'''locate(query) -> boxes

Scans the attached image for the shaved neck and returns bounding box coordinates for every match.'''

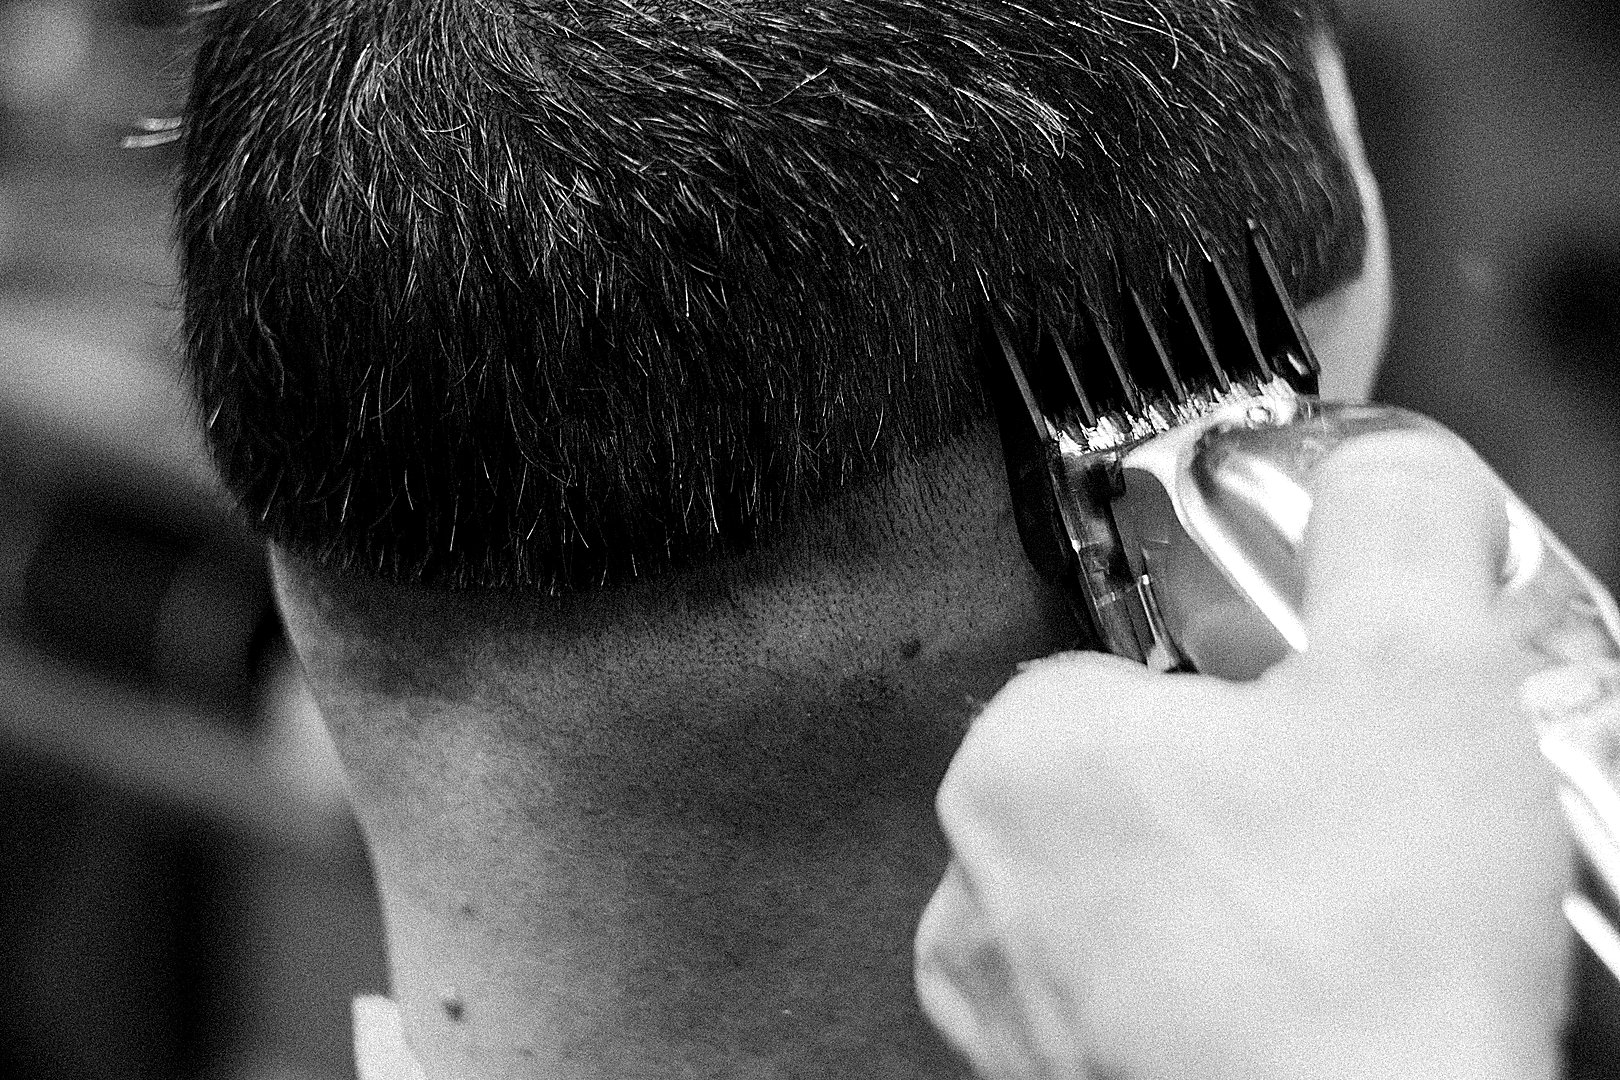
[272,429,1075,1079]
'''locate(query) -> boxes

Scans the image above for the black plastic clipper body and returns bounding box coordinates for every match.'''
[978,227,1321,667]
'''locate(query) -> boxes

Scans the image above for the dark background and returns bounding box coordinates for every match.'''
[0,0,1616,1077]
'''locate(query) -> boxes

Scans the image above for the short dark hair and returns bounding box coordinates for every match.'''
[177,0,1364,591]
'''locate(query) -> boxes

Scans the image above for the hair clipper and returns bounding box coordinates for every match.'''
[979,225,1620,977]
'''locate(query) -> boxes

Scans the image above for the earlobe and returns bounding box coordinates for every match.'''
[1299,34,1393,404]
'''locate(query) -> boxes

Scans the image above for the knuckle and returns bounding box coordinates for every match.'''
[1317,427,1480,484]
[990,651,1144,722]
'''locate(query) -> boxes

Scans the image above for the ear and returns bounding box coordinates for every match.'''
[1298,33,1393,404]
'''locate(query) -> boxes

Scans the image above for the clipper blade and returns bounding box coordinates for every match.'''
[980,228,1620,996]
[977,224,1321,658]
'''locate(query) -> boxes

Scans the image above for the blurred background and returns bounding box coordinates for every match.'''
[0,0,1617,1078]
[0,3,385,1079]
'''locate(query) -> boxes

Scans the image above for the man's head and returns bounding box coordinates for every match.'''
[179,0,1372,592]
[176,2,1390,1076]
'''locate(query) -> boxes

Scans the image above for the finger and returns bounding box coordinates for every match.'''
[937,651,1163,844]
[1301,428,1509,659]
[914,861,1037,1080]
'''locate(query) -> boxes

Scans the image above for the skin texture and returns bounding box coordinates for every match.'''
[278,434,1080,1080]
[275,38,1391,1080]
[915,433,1570,1080]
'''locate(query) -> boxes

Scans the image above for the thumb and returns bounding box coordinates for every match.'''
[1300,428,1509,660]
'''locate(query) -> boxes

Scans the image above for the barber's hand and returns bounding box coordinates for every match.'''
[915,432,1571,1080]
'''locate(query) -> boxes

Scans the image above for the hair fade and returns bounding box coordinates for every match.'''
[178,0,1364,591]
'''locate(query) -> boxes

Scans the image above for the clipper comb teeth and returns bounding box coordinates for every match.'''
[982,225,1319,463]
[976,224,1322,659]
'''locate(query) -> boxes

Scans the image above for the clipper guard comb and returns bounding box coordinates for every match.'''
[979,224,1620,978]
[977,227,1330,669]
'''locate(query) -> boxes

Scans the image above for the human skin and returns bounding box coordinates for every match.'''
[915,432,1570,1080]
[271,36,1393,1080]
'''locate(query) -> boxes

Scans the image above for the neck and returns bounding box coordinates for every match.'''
[366,755,967,1078]
[274,433,1075,1078]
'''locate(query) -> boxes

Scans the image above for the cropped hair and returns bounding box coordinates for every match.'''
[178,0,1364,591]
